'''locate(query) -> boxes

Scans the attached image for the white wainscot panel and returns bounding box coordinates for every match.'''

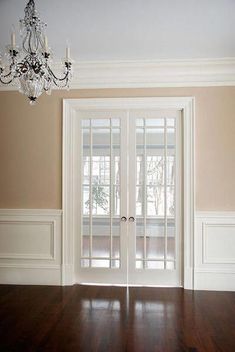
[195,212,235,291]
[0,209,62,285]
[0,221,55,260]
[203,223,235,264]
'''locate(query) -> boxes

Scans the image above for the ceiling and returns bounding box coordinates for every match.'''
[0,0,234,62]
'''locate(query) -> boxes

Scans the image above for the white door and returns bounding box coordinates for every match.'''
[128,111,182,286]
[76,109,182,286]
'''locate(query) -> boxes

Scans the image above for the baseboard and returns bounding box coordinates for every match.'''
[0,209,62,285]
[194,211,235,291]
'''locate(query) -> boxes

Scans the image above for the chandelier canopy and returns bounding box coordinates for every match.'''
[0,0,72,105]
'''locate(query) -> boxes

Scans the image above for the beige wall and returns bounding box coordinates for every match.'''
[0,87,235,210]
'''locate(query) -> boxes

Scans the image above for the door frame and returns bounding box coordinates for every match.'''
[62,97,195,289]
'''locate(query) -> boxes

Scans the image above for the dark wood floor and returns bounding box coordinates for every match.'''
[0,285,234,352]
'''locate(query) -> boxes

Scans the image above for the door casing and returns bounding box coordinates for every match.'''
[62,97,195,289]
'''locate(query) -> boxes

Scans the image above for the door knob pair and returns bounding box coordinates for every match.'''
[121,216,135,222]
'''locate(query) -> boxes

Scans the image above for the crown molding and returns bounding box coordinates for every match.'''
[1,57,235,91]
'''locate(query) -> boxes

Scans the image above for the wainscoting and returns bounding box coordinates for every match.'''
[0,209,62,285]
[0,209,235,290]
[195,212,235,291]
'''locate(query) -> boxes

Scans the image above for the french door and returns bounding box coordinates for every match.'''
[76,109,182,286]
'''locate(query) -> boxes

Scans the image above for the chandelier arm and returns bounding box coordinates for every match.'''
[0,70,13,79]
[38,35,45,52]
[33,28,40,53]
[0,76,15,85]
[52,78,69,88]
[28,30,33,54]
[47,66,71,82]
[22,32,29,53]
[0,59,17,79]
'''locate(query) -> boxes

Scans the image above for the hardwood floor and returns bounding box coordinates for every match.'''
[0,285,234,352]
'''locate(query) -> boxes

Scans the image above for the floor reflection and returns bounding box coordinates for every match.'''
[1,285,233,352]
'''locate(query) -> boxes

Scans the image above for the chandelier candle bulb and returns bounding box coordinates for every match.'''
[66,46,70,61]
[44,35,48,52]
[11,32,16,48]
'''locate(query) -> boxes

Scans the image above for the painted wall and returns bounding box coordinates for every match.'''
[0,87,235,210]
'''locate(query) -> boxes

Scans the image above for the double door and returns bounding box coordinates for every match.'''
[76,109,182,286]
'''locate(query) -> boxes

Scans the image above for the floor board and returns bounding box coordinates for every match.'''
[0,285,234,351]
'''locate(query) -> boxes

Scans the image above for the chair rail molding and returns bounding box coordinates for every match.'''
[63,97,195,288]
[1,58,235,90]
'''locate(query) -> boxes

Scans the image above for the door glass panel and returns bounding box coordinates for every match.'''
[82,217,89,257]
[136,218,144,259]
[135,117,176,270]
[146,219,165,259]
[92,217,110,257]
[81,118,121,268]
[112,219,120,259]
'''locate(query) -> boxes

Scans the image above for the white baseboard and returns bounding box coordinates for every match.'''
[194,211,235,291]
[0,209,62,285]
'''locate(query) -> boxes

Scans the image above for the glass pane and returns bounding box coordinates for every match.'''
[146,261,164,269]
[136,260,143,269]
[93,129,110,156]
[82,217,89,257]
[147,185,164,216]
[112,218,120,258]
[113,185,120,215]
[82,129,90,157]
[167,118,175,127]
[111,260,120,268]
[83,156,90,184]
[136,155,144,185]
[147,156,164,186]
[136,218,144,259]
[112,119,120,127]
[136,118,144,126]
[92,156,110,185]
[136,186,143,216]
[114,156,120,185]
[92,185,110,215]
[167,128,175,147]
[91,259,109,268]
[146,128,164,149]
[167,156,175,186]
[82,119,90,127]
[146,219,164,259]
[167,219,175,260]
[146,118,164,127]
[83,186,90,215]
[81,259,89,268]
[91,119,110,127]
[92,217,110,258]
[166,261,175,269]
[136,128,144,153]
[167,186,174,216]
[113,128,120,147]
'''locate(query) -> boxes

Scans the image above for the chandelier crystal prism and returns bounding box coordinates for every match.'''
[0,0,72,105]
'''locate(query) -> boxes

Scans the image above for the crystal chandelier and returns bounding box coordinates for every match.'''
[0,0,72,105]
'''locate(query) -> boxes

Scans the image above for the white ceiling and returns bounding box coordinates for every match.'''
[0,0,234,62]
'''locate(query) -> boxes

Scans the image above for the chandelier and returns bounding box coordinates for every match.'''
[0,0,72,105]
